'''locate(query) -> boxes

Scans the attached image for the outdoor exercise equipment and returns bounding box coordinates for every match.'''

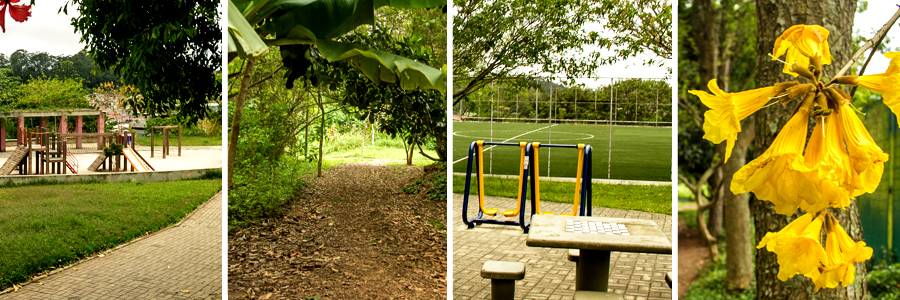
[461,140,593,232]
[530,143,593,216]
[150,126,181,158]
[462,141,532,231]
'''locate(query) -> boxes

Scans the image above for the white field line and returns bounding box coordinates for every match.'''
[452,124,557,165]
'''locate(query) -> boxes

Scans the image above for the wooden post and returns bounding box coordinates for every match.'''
[177,126,181,156]
[0,121,5,152]
[17,116,24,145]
[76,116,83,149]
[151,127,155,158]
[163,128,167,159]
[40,117,46,129]
[97,113,105,150]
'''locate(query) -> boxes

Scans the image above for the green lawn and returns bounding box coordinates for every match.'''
[0,180,221,289]
[135,135,222,147]
[453,175,672,214]
[452,122,671,181]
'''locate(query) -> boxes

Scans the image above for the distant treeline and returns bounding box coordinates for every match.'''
[0,49,119,89]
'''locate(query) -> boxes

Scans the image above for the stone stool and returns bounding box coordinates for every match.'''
[574,291,625,300]
[481,260,525,300]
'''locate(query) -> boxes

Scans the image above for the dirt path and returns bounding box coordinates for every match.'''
[677,218,711,296]
[228,163,447,300]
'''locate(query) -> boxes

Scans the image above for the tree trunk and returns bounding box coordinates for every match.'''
[317,84,325,177]
[753,1,865,298]
[724,117,755,291]
[227,57,257,186]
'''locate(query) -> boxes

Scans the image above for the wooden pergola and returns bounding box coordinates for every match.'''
[0,109,105,152]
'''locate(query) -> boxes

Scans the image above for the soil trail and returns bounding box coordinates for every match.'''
[677,218,711,296]
[229,162,447,300]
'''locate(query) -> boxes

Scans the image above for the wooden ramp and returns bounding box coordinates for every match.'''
[0,146,28,175]
[87,154,107,171]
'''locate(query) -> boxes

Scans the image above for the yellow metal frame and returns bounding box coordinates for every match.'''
[532,143,586,216]
[501,142,528,217]
[476,141,499,216]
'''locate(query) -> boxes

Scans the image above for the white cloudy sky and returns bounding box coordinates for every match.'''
[0,0,84,56]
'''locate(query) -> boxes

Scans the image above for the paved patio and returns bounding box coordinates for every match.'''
[453,194,672,300]
[0,192,223,300]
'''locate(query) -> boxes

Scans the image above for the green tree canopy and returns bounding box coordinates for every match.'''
[64,0,222,123]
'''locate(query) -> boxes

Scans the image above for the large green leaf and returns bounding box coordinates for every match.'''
[261,0,444,41]
[228,0,269,58]
[316,39,445,92]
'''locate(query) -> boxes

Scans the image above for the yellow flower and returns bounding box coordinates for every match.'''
[794,114,854,211]
[773,25,833,77]
[773,212,827,281]
[815,213,873,291]
[855,52,900,125]
[815,229,855,291]
[854,52,900,92]
[732,98,818,215]
[689,80,795,163]
[757,212,816,252]
[838,105,888,196]
[830,214,873,263]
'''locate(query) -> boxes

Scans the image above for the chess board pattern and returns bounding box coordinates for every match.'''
[565,220,630,235]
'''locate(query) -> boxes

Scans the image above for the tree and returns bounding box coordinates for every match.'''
[592,0,672,72]
[226,0,447,183]
[64,0,221,123]
[752,1,866,298]
[452,0,602,102]
[452,0,672,103]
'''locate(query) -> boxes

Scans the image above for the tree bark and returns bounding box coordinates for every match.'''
[228,57,257,186]
[317,83,325,177]
[724,117,755,291]
[753,1,865,299]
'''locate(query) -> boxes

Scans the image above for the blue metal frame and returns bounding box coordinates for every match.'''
[461,141,594,233]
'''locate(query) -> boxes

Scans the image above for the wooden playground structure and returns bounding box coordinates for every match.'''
[149,126,181,158]
[0,110,155,175]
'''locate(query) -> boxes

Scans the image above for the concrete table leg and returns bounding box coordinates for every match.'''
[576,249,611,291]
[491,279,516,300]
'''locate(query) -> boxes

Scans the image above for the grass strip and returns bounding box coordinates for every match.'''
[0,179,221,289]
[452,175,671,215]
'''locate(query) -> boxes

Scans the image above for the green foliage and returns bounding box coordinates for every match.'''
[65,0,221,123]
[426,166,447,201]
[0,76,89,112]
[453,0,604,99]
[592,0,672,72]
[868,262,900,300]
[228,0,446,92]
[103,143,124,157]
[1,50,119,88]
[401,185,419,194]
[339,28,447,161]
[682,250,756,300]
[228,156,317,230]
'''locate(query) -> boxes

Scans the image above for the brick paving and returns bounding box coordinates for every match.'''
[453,194,672,300]
[1,192,223,300]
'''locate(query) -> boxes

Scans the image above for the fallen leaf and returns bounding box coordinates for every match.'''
[259,293,273,300]
[181,290,190,293]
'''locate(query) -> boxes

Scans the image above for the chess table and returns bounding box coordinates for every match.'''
[526,214,671,292]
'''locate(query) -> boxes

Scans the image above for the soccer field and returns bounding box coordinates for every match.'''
[452,122,672,182]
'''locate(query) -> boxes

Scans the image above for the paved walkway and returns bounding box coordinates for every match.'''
[453,194,672,300]
[0,192,223,300]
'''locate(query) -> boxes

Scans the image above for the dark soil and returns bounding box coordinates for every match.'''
[677,217,711,296]
[228,162,448,300]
